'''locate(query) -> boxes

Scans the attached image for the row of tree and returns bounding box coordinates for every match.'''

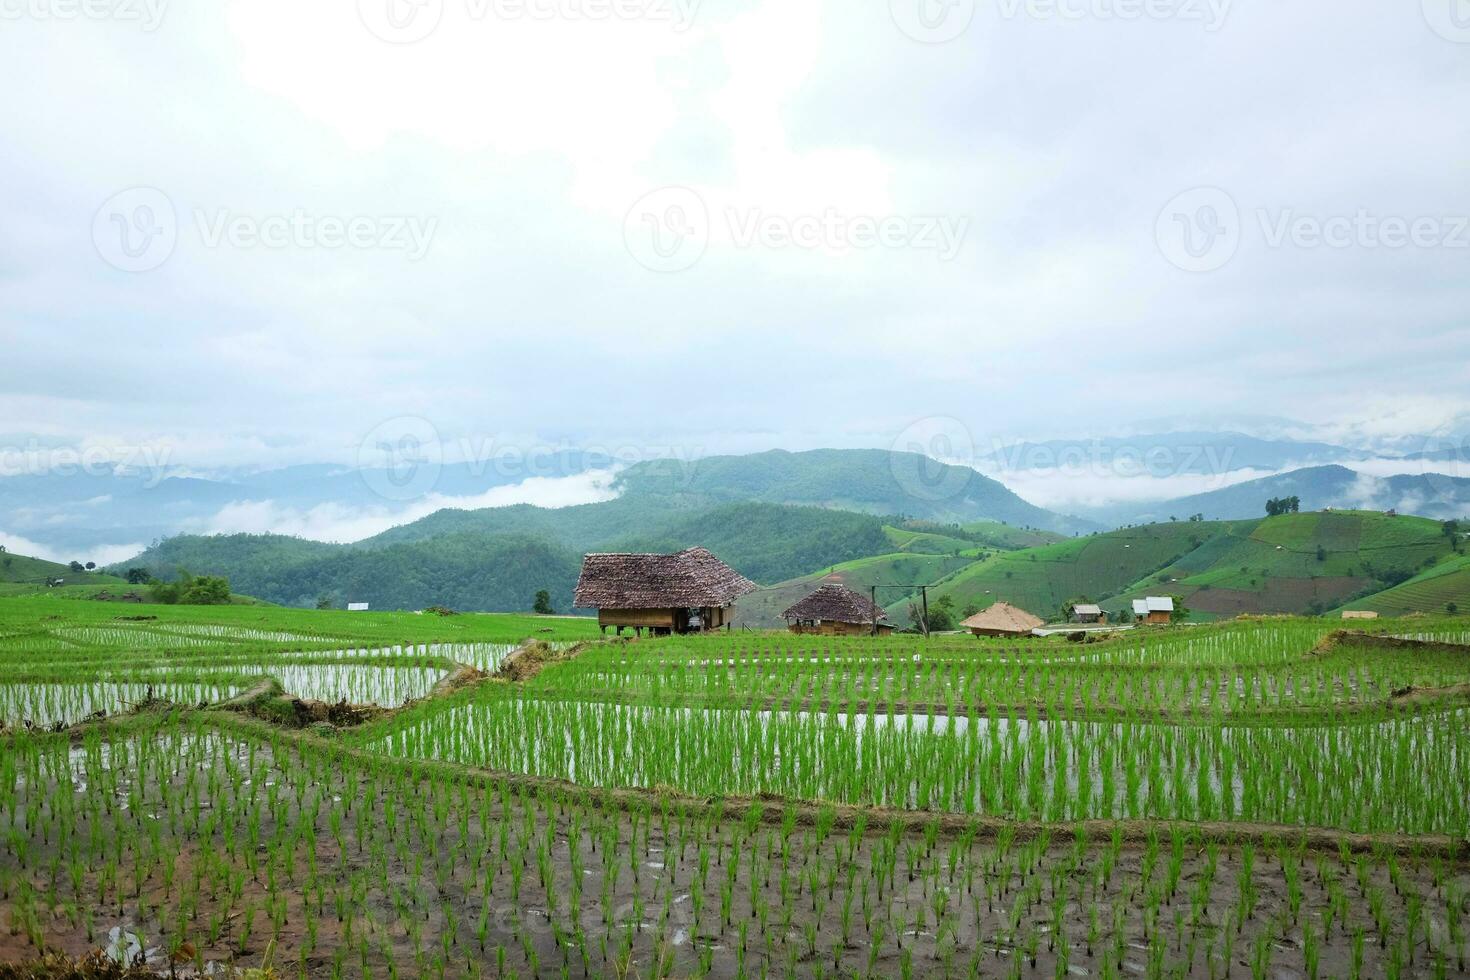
[1264,496,1302,516]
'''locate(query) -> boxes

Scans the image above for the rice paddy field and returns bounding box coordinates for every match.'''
[2,597,1469,978]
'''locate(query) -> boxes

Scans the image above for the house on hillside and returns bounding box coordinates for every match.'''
[960,601,1043,638]
[1342,610,1380,621]
[574,547,757,637]
[782,584,893,636]
[1131,596,1174,625]
[1071,603,1107,625]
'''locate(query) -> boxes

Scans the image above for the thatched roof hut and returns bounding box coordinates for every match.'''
[574,547,756,635]
[782,584,891,635]
[960,601,1043,637]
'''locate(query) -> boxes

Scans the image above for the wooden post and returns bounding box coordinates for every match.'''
[871,586,878,638]
[920,586,930,639]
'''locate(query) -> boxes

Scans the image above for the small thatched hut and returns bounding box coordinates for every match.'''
[960,601,1044,638]
[574,547,756,636]
[782,584,893,636]
[1070,603,1106,625]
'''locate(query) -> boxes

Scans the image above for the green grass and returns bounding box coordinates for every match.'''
[1341,552,1470,616]
[0,596,602,647]
[0,550,126,589]
[735,551,977,627]
[1102,513,1456,620]
[925,521,1234,622]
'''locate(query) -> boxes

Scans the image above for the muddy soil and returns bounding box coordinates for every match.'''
[2,729,1465,979]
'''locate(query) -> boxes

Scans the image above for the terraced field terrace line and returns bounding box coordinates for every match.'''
[4,599,1470,977]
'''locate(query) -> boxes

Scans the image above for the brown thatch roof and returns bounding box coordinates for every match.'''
[960,601,1043,634]
[781,584,887,625]
[573,547,757,609]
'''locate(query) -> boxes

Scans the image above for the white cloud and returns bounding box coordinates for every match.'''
[0,532,145,568]
[977,463,1282,512]
[195,469,621,543]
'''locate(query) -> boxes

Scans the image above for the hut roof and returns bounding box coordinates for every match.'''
[782,584,887,625]
[1072,603,1103,617]
[1145,596,1175,613]
[1132,599,1150,617]
[573,547,757,610]
[960,602,1044,634]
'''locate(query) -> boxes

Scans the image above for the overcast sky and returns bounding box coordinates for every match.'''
[2,0,1468,476]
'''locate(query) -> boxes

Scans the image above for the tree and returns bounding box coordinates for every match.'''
[533,590,555,615]
[315,594,334,610]
[149,571,230,605]
[84,561,96,571]
[1448,602,1458,615]
[908,594,956,633]
[1168,594,1190,623]
[1315,545,1327,562]
[1265,496,1302,517]
[68,561,84,573]
[125,568,152,585]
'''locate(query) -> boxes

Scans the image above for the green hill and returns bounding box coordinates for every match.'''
[614,448,1096,534]
[608,502,892,586]
[734,551,978,628]
[1340,553,1470,616]
[919,511,1460,623]
[1109,512,1451,619]
[920,521,1233,622]
[116,504,908,610]
[120,532,582,612]
[0,548,127,595]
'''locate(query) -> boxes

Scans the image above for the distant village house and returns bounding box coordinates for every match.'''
[1131,596,1175,625]
[782,584,893,636]
[960,601,1043,638]
[574,547,756,636]
[1070,603,1107,625]
[1341,610,1379,620]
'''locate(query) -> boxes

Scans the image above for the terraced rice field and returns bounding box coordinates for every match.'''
[1,598,1468,978]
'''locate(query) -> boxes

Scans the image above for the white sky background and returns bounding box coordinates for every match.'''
[1,0,1469,478]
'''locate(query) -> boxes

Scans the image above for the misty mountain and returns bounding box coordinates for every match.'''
[614,448,1096,534]
[0,454,603,557]
[983,431,1368,475]
[1092,465,1470,526]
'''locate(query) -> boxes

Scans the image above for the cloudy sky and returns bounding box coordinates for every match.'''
[2,0,1469,479]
